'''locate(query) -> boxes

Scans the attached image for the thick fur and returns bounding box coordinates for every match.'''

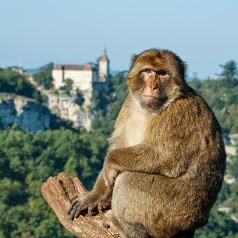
[68,49,226,238]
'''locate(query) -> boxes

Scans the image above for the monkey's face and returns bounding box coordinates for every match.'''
[127,49,187,112]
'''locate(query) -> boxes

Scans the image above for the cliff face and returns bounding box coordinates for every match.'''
[0,94,51,132]
[48,92,92,130]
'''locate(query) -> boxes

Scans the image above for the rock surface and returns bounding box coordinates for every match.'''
[0,94,51,132]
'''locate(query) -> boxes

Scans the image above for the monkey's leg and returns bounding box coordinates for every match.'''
[103,210,128,238]
[119,222,151,238]
[110,172,154,238]
[112,172,196,238]
[103,209,151,238]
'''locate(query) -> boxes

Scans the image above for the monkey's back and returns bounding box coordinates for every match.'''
[112,92,226,233]
[150,92,226,198]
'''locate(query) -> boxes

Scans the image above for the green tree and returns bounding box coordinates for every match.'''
[0,125,108,237]
[219,60,238,87]
[74,89,85,106]
[33,62,53,89]
[91,71,127,135]
[1,66,238,237]
[0,69,46,102]
[228,152,238,180]
[62,78,74,95]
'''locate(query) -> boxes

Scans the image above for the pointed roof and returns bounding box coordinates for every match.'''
[99,49,109,62]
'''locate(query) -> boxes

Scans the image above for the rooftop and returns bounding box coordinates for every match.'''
[99,49,109,62]
[53,64,92,71]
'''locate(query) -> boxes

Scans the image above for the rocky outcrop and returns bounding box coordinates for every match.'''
[16,102,51,132]
[0,94,51,132]
[48,92,92,130]
[0,99,16,129]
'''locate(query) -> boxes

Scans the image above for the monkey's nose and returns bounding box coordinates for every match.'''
[148,77,159,91]
[152,82,159,91]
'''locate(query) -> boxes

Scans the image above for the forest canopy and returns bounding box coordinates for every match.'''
[0,61,238,237]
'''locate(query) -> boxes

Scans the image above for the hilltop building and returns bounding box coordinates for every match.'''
[52,49,110,92]
[49,50,110,130]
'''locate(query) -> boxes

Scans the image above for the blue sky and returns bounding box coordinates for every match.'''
[0,0,237,79]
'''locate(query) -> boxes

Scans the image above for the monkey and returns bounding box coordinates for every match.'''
[68,49,226,238]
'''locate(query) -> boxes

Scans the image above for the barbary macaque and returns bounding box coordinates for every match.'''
[68,49,226,238]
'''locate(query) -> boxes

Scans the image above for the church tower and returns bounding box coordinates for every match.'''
[98,49,109,82]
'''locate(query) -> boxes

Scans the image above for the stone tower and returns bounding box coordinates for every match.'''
[98,49,109,82]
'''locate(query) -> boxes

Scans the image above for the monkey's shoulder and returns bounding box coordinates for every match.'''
[167,94,216,120]
[153,93,221,134]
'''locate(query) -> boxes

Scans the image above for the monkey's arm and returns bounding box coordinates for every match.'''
[68,171,112,219]
[103,143,191,188]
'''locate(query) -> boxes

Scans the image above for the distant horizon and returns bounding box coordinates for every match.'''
[0,51,232,80]
[9,66,206,81]
[1,0,237,80]
[23,67,123,77]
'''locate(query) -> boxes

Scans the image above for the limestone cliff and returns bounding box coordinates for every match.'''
[48,92,92,130]
[0,93,51,132]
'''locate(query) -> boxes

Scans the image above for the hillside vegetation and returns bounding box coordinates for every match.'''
[0,61,238,237]
[0,68,46,103]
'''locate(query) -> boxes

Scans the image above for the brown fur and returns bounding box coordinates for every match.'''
[68,49,226,238]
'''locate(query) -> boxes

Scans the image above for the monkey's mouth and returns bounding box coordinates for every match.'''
[142,95,159,99]
[142,95,160,104]
[143,94,169,102]
[141,94,168,110]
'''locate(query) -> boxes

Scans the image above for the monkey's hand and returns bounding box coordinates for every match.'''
[67,191,111,220]
[103,155,119,188]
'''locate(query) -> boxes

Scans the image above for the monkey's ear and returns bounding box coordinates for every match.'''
[129,54,139,73]
[131,54,138,65]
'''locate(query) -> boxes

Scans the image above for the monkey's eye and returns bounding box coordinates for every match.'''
[157,70,167,76]
[143,68,152,73]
